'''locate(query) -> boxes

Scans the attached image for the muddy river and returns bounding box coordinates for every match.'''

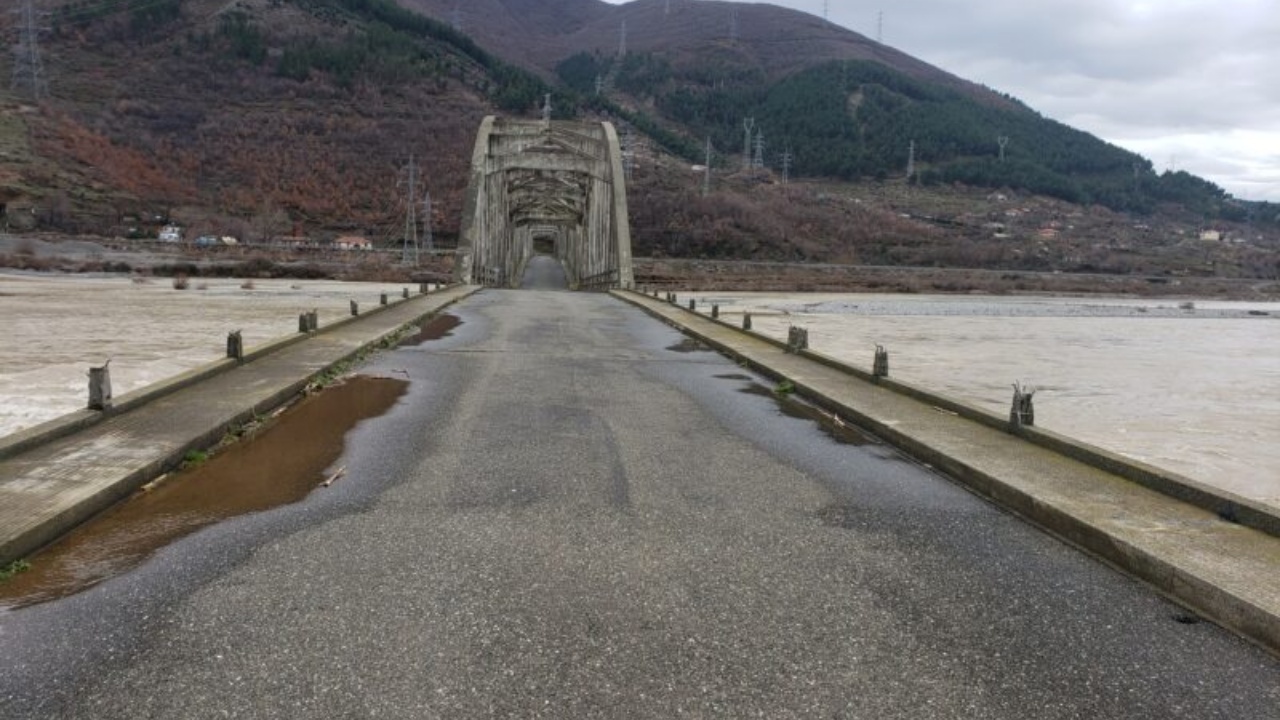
[0,273,425,435]
[688,292,1280,508]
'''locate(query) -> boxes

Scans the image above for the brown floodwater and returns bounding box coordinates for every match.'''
[0,375,407,610]
[399,313,461,346]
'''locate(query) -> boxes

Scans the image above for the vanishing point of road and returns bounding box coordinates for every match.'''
[2,281,1277,718]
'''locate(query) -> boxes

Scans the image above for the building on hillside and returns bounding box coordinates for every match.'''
[158,225,183,242]
[334,236,373,250]
[1199,230,1223,242]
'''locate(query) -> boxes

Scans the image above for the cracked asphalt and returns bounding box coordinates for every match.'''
[1,289,1277,718]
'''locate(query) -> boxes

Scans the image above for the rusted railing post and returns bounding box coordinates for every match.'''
[227,331,244,361]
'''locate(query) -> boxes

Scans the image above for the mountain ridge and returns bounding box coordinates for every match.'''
[0,0,1274,282]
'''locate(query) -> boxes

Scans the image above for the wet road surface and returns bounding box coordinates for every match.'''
[1,290,1277,718]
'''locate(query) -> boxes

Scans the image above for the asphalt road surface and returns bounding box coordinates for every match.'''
[1,290,1277,718]
[520,255,570,290]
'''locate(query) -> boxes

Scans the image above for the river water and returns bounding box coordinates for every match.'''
[3,275,1277,508]
[688,292,1280,509]
[0,273,422,436]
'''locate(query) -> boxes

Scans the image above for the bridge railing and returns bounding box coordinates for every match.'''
[579,269,620,292]
[477,266,506,287]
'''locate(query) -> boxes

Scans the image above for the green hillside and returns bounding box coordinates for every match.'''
[559,52,1267,223]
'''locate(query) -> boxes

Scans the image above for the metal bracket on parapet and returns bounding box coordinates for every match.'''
[787,326,809,353]
[87,359,112,411]
[227,331,244,361]
[873,345,889,379]
[1009,382,1036,430]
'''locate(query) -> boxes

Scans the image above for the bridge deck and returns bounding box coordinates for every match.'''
[616,290,1280,654]
[1,289,1276,717]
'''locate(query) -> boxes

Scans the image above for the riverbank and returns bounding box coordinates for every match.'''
[3,232,1276,299]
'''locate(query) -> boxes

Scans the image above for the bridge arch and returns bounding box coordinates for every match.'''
[456,117,634,290]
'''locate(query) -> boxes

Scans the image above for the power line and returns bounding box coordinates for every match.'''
[752,129,765,174]
[422,189,434,252]
[703,137,712,197]
[401,154,420,265]
[11,0,49,100]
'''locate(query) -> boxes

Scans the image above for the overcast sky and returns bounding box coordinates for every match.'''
[607,0,1279,202]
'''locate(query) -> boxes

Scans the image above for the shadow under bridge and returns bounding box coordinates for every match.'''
[456,117,634,291]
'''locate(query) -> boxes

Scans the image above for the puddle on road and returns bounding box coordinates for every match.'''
[667,337,711,353]
[399,313,461,347]
[736,382,874,446]
[0,375,407,610]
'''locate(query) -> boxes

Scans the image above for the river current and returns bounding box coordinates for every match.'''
[2,275,1276,508]
[688,291,1280,509]
[0,273,419,437]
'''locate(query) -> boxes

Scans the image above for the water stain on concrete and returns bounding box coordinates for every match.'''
[736,382,873,446]
[0,375,407,610]
[399,313,461,347]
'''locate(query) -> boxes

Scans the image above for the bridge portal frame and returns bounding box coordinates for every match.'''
[457,116,634,290]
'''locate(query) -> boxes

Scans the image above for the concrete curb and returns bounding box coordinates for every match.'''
[0,286,479,567]
[614,290,1280,656]
[0,285,440,462]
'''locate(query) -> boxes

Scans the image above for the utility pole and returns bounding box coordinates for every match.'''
[823,1,829,21]
[752,129,765,175]
[11,0,48,100]
[998,135,1009,162]
[594,74,604,95]
[781,148,793,184]
[730,9,739,43]
[422,189,434,252]
[401,155,420,265]
[906,140,916,182]
[451,3,463,32]
[542,93,552,126]
[742,118,755,173]
[619,19,627,57]
[877,11,884,44]
[703,138,713,197]
[623,126,636,180]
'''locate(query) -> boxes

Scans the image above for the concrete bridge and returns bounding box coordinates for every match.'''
[456,117,634,290]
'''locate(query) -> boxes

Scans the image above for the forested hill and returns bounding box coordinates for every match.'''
[559,53,1246,221]
[3,0,1274,247]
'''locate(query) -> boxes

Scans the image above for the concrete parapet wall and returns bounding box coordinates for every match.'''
[0,286,452,462]
[626,290,1280,539]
